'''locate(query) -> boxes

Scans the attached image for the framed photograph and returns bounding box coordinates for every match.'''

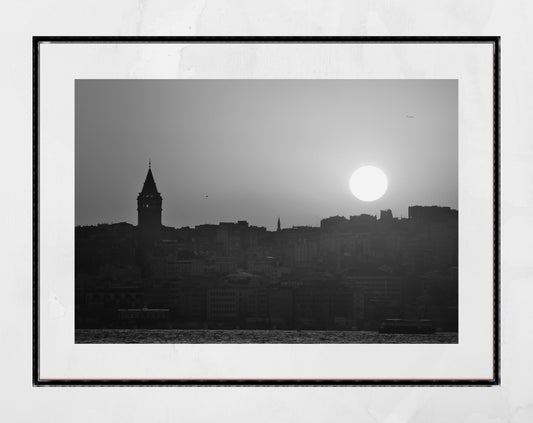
[33,36,499,386]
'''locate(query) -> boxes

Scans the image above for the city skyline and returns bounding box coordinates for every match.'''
[75,160,457,231]
[75,79,458,230]
[75,161,459,337]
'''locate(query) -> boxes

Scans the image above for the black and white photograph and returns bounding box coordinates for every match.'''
[74,78,459,344]
[34,38,498,385]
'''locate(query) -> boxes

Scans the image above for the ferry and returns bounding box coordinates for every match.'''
[379,318,435,334]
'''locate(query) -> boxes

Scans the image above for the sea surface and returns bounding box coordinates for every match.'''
[75,329,458,344]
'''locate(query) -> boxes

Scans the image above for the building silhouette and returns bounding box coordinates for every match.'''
[137,160,162,250]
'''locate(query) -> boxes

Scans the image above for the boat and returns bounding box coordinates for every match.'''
[379,319,435,334]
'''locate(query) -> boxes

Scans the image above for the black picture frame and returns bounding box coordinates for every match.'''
[33,36,500,386]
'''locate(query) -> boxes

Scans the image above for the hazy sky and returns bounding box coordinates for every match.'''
[75,79,457,230]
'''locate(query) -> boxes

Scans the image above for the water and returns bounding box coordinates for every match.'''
[75,329,458,344]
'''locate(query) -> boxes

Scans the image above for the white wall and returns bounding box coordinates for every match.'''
[1,1,531,422]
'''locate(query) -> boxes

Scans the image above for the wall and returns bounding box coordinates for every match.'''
[1,1,531,422]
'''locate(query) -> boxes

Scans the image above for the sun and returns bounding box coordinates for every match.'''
[349,166,388,202]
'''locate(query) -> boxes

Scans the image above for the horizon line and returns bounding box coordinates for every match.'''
[75,204,458,229]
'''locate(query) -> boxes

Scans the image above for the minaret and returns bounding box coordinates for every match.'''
[137,160,162,249]
[277,217,281,232]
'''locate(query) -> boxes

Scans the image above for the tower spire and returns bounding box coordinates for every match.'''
[140,162,159,194]
[277,216,281,232]
[149,158,151,169]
